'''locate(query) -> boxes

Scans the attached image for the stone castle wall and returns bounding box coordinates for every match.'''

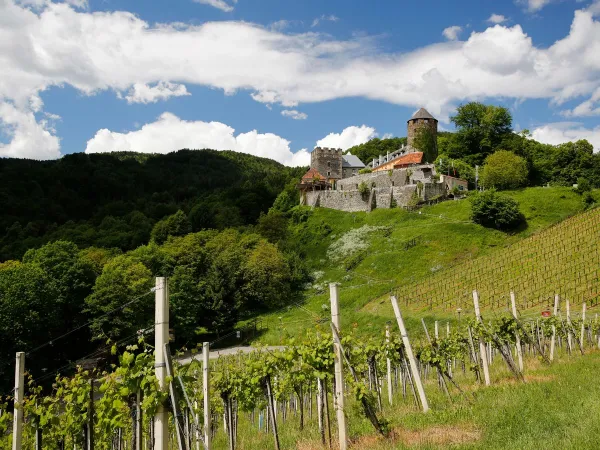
[305,183,440,212]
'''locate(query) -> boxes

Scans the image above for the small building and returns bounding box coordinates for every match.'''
[372,152,424,172]
[440,174,468,193]
[342,153,365,178]
[298,168,331,192]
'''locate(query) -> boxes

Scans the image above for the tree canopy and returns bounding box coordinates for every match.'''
[481,151,529,190]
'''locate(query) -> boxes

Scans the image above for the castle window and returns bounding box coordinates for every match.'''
[327,171,331,176]
[424,119,429,123]
[328,161,331,168]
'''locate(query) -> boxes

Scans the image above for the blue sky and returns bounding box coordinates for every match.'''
[1,0,600,165]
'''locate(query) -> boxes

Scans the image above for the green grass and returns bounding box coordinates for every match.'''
[247,187,594,344]
[216,349,600,449]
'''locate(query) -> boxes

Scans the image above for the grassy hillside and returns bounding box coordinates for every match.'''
[249,187,598,344]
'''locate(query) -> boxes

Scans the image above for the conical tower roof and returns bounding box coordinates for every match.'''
[408,107,436,122]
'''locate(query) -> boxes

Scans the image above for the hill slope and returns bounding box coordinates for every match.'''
[0,149,303,260]
[249,187,599,342]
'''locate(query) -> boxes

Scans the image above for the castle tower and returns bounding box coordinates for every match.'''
[407,107,438,150]
[310,147,343,182]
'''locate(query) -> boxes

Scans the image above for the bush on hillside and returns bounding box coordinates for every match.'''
[470,189,525,231]
[574,177,592,194]
[481,150,528,190]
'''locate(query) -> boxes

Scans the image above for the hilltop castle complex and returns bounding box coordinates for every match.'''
[298,108,467,212]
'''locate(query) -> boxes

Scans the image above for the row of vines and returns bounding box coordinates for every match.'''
[2,292,598,449]
[392,206,600,311]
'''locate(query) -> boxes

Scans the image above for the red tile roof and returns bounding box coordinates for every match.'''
[391,152,423,167]
[302,168,326,181]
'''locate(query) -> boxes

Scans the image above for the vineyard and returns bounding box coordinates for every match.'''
[3,274,600,449]
[366,205,600,314]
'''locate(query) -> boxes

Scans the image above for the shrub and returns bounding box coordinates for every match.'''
[481,150,528,190]
[358,168,372,174]
[470,189,525,230]
[358,181,370,197]
[582,191,595,208]
[574,177,591,194]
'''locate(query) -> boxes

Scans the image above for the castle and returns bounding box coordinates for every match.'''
[298,108,467,212]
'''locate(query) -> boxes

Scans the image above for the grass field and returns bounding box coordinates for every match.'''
[214,348,600,449]
[246,187,598,345]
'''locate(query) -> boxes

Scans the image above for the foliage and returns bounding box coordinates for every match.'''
[0,150,300,261]
[574,177,591,194]
[150,210,192,244]
[450,102,513,165]
[470,189,525,230]
[412,126,438,163]
[358,168,372,174]
[481,150,529,190]
[358,181,370,197]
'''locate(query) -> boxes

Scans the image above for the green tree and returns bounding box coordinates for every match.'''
[85,255,153,340]
[151,210,192,244]
[481,151,529,190]
[256,211,289,243]
[470,189,525,231]
[450,102,513,164]
[0,262,61,390]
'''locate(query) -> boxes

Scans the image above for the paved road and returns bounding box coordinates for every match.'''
[176,346,286,365]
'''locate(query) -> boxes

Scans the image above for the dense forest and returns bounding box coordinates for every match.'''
[0,149,304,261]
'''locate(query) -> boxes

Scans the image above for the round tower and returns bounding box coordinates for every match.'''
[407,107,438,149]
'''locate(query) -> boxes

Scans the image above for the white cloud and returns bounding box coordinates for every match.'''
[487,14,507,24]
[85,112,310,166]
[316,125,377,150]
[281,109,307,120]
[531,122,600,151]
[121,81,190,104]
[311,15,339,27]
[523,0,552,12]
[193,0,234,12]
[0,102,61,159]
[561,87,600,116]
[443,26,462,41]
[3,1,600,158]
[382,133,393,139]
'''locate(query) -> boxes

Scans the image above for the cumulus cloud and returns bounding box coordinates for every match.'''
[2,1,600,158]
[0,102,61,159]
[487,14,507,24]
[281,109,307,120]
[531,122,600,151]
[85,112,311,166]
[316,125,377,150]
[193,0,234,12]
[121,82,190,104]
[442,26,462,41]
[561,87,600,116]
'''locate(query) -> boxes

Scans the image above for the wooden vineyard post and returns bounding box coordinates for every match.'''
[386,323,393,406]
[581,303,586,350]
[164,344,186,450]
[566,299,572,353]
[510,292,523,373]
[329,282,347,450]
[154,277,169,450]
[390,296,429,412]
[550,294,559,361]
[203,342,211,450]
[12,352,25,450]
[265,376,280,450]
[472,291,491,386]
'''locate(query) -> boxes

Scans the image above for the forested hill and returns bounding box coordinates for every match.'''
[0,149,305,261]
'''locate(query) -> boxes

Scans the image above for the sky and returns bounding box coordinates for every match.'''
[1,0,600,166]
